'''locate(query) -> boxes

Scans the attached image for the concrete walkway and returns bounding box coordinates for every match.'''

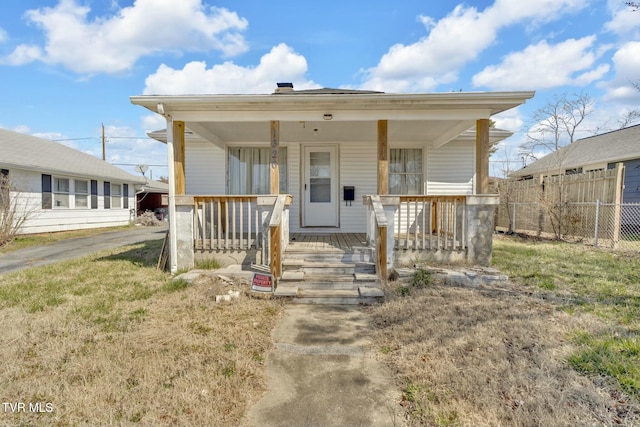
[244,304,403,427]
[0,225,167,276]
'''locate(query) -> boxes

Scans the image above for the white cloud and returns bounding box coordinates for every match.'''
[601,42,640,103]
[360,0,588,91]
[604,0,640,38]
[472,37,610,90]
[2,0,248,74]
[0,27,7,43]
[3,44,43,65]
[142,114,166,133]
[143,43,319,95]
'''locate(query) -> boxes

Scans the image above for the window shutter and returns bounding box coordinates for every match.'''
[123,184,129,209]
[104,181,110,209]
[42,174,52,209]
[91,180,98,209]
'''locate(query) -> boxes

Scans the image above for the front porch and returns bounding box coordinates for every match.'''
[173,193,499,286]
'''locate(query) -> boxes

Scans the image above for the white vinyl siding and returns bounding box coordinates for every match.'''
[426,140,475,195]
[185,141,225,194]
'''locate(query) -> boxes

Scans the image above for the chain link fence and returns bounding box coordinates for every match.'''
[495,201,640,252]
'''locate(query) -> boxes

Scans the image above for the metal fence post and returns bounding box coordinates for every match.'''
[594,199,600,248]
[511,203,516,232]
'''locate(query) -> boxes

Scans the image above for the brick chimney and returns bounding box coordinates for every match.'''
[274,82,294,93]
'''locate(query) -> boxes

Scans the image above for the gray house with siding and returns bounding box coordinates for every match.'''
[511,124,640,204]
[0,128,146,234]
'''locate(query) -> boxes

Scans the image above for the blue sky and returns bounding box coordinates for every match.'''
[1,0,639,178]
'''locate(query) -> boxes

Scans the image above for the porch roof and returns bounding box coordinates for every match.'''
[131,90,534,147]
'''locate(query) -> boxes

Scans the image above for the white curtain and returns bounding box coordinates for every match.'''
[389,149,422,194]
[229,148,287,194]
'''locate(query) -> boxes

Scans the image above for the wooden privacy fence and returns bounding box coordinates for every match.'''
[495,164,626,242]
[496,164,624,205]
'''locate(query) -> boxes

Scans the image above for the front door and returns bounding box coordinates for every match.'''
[303,145,338,227]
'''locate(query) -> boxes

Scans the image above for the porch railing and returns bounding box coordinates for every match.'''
[192,194,291,280]
[363,195,388,283]
[395,196,467,251]
[193,196,260,250]
[267,195,290,280]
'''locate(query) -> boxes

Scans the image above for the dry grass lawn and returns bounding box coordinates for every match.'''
[370,235,640,426]
[0,240,284,426]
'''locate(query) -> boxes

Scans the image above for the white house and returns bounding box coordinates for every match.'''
[131,86,534,281]
[0,128,146,234]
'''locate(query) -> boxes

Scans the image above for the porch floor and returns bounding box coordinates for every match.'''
[287,233,368,251]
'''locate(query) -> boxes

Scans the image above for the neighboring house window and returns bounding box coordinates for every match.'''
[228,147,288,194]
[54,177,70,208]
[75,180,89,208]
[111,183,122,208]
[389,149,423,195]
[565,167,583,175]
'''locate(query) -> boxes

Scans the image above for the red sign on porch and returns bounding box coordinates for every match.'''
[251,273,274,293]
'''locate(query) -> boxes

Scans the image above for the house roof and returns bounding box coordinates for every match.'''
[132,90,534,148]
[511,124,640,177]
[0,127,146,184]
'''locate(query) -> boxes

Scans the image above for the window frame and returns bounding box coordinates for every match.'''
[53,177,70,209]
[227,146,288,195]
[110,183,122,209]
[388,148,424,195]
[74,179,89,209]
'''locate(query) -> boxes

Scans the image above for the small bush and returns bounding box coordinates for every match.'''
[412,268,434,288]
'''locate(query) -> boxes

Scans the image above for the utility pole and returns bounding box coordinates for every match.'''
[102,123,106,161]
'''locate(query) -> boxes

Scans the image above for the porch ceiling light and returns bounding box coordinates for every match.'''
[323,113,333,120]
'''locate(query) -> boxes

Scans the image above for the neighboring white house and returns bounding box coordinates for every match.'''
[0,128,146,234]
[131,85,534,275]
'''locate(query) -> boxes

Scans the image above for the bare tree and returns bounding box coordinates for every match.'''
[0,173,37,247]
[521,91,594,157]
[518,92,595,240]
[617,110,640,128]
[627,1,640,11]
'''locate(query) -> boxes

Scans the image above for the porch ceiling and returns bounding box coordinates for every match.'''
[186,119,469,145]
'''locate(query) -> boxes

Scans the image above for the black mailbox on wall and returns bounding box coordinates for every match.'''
[343,186,355,206]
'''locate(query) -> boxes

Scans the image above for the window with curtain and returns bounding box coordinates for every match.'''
[111,183,122,208]
[228,147,287,194]
[54,177,70,208]
[75,180,89,208]
[389,149,423,194]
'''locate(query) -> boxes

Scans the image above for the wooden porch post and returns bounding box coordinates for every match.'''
[476,119,490,194]
[377,120,388,195]
[172,120,186,195]
[270,120,280,194]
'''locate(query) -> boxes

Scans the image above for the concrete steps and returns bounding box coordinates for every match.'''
[275,248,383,305]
